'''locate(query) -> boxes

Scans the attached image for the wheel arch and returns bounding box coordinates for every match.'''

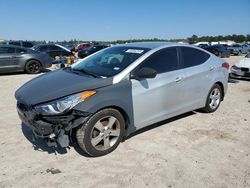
[215,81,225,101]
[96,105,131,131]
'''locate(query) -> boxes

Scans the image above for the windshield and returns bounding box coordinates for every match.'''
[71,46,149,77]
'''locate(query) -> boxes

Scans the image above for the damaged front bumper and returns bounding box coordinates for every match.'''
[17,102,91,148]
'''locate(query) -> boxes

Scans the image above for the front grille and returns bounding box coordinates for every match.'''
[241,67,249,72]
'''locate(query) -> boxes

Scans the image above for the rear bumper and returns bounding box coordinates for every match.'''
[17,103,90,147]
[44,62,52,68]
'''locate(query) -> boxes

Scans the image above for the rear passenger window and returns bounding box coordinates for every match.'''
[140,47,178,74]
[181,47,210,68]
[39,46,48,52]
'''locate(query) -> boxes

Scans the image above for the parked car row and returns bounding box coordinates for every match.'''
[199,43,250,58]
[227,44,249,55]
[0,40,111,74]
[77,44,109,58]
[1,40,34,48]
[202,45,230,58]
[31,44,72,59]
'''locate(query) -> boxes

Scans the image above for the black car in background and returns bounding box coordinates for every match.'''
[0,45,52,74]
[32,44,72,58]
[204,45,230,58]
[1,41,34,48]
[78,45,109,59]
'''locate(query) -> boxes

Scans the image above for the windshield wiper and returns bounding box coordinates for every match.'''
[71,68,99,78]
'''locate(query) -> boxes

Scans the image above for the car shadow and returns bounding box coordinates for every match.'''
[21,111,196,157]
[21,122,91,157]
[125,111,196,140]
[21,123,68,155]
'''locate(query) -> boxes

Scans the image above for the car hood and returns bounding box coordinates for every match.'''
[235,58,250,68]
[15,69,113,105]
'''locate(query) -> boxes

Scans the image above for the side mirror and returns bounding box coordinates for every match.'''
[132,67,157,79]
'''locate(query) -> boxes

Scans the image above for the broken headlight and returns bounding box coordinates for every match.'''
[35,91,96,115]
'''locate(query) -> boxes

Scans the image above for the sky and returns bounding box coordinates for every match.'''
[0,0,250,41]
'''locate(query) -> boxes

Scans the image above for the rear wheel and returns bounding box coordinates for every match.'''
[25,60,42,74]
[76,108,125,157]
[202,84,222,113]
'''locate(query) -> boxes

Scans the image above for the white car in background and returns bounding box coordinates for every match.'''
[230,53,250,79]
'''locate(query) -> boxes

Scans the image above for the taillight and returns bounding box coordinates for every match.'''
[222,62,229,70]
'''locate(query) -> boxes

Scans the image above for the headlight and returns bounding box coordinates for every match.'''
[35,91,96,115]
[231,65,239,71]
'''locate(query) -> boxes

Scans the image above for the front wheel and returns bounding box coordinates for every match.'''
[76,108,125,157]
[202,84,222,113]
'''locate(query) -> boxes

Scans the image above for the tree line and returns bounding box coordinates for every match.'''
[3,34,250,46]
[187,34,250,44]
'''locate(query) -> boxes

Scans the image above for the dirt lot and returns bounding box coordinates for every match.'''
[0,56,249,188]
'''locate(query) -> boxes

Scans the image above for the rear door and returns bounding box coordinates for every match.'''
[11,48,27,67]
[131,47,186,129]
[178,47,212,109]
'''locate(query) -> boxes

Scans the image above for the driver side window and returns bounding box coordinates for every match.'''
[139,47,179,74]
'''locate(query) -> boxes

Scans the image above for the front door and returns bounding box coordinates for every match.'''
[131,47,186,130]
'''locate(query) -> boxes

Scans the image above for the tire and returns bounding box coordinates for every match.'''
[25,60,42,74]
[202,84,222,113]
[76,108,125,157]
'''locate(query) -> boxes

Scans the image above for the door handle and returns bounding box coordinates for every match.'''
[210,66,215,71]
[175,76,183,83]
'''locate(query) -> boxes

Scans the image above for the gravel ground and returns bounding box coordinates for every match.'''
[0,56,249,188]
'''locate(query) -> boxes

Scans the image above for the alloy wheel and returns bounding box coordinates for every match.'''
[28,62,41,73]
[209,88,221,110]
[90,116,121,151]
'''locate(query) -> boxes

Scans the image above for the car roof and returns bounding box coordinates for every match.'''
[118,42,178,49]
[33,44,55,47]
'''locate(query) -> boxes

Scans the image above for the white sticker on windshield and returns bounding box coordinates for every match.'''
[125,49,144,54]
